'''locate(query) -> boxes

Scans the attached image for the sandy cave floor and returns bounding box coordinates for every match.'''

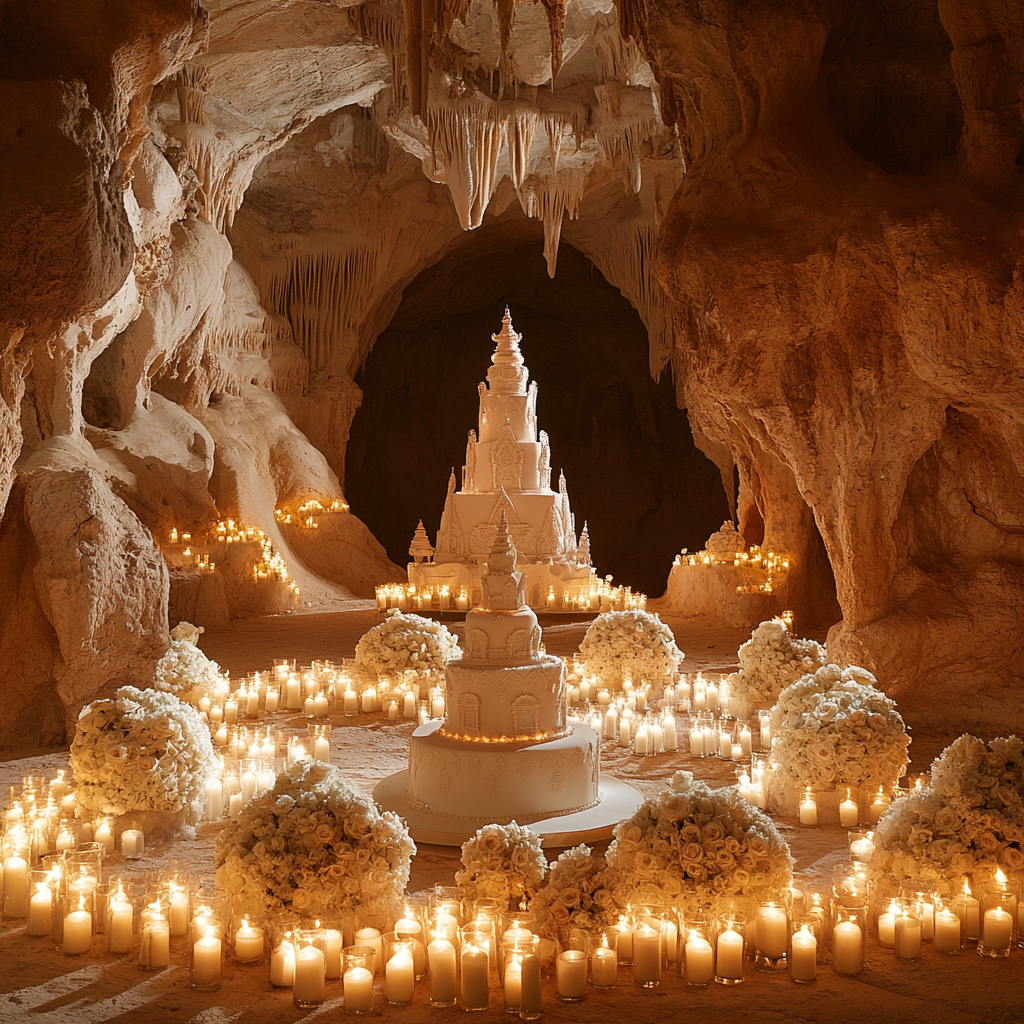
[0,611,1019,1024]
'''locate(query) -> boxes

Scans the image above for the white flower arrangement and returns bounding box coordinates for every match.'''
[354,610,462,680]
[871,734,1024,893]
[768,664,910,794]
[606,771,793,916]
[529,845,620,938]
[215,760,415,918]
[70,686,216,820]
[578,610,683,687]
[726,618,826,713]
[153,622,226,704]
[455,821,548,908]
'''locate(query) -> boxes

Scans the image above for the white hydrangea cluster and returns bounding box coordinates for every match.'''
[726,618,826,713]
[70,685,216,819]
[578,610,683,687]
[153,622,226,704]
[354,611,462,679]
[768,664,910,793]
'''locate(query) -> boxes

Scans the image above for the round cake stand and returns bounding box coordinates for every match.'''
[372,771,646,847]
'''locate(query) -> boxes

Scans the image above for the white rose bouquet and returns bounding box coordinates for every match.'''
[354,611,461,679]
[70,686,216,820]
[529,845,620,938]
[606,771,792,917]
[455,821,548,908]
[153,622,226,704]
[578,610,683,687]
[768,664,910,793]
[871,734,1024,893]
[726,618,825,713]
[215,760,415,918]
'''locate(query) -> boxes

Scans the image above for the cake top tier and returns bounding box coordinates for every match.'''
[487,308,529,396]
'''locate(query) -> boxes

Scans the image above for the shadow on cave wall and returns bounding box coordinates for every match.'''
[346,237,730,598]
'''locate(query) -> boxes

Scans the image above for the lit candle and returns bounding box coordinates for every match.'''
[460,945,489,1010]
[235,919,264,961]
[716,928,744,981]
[94,821,114,855]
[141,913,170,969]
[982,907,1013,953]
[790,926,816,982]
[556,949,588,999]
[894,913,921,960]
[385,948,415,1003]
[959,883,980,941]
[355,927,382,972]
[168,887,189,937]
[193,934,222,987]
[504,954,522,1008]
[685,932,714,985]
[619,719,632,747]
[270,938,295,986]
[427,937,457,1005]
[62,904,93,955]
[324,927,342,978]
[265,689,280,713]
[121,829,145,859]
[403,692,417,718]
[206,778,223,821]
[757,904,788,959]
[56,828,74,852]
[840,792,859,827]
[285,676,301,710]
[634,725,649,756]
[799,790,818,826]
[293,943,326,1005]
[661,918,678,964]
[590,943,617,986]
[313,693,329,716]
[314,735,330,762]
[878,901,899,947]
[740,726,752,757]
[344,964,374,1011]
[934,909,961,954]
[760,715,771,748]
[850,834,875,862]
[107,892,134,954]
[663,714,678,751]
[615,917,633,961]
[224,699,238,724]
[868,788,889,825]
[387,701,398,721]
[2,856,29,918]
[229,793,243,818]
[832,921,863,975]
[27,883,53,936]
[519,952,542,1017]
[689,727,704,756]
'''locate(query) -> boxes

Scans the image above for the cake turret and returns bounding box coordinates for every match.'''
[481,511,527,611]
[486,307,528,396]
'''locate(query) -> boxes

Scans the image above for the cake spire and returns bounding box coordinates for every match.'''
[487,308,528,395]
[487,509,518,576]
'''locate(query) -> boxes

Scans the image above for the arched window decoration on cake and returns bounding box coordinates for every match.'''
[511,695,540,735]
[466,629,489,659]
[505,628,530,659]
[490,421,524,490]
[529,625,542,657]
[458,693,481,732]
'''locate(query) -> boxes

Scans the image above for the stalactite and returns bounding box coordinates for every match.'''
[617,0,648,49]
[508,104,539,189]
[518,167,588,277]
[175,64,209,126]
[595,83,659,194]
[496,0,515,97]
[543,112,572,176]
[592,12,647,86]
[426,94,508,230]
[537,0,567,83]
[351,1,407,106]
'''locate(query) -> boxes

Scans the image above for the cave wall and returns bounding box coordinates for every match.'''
[346,234,729,597]
[642,0,1024,728]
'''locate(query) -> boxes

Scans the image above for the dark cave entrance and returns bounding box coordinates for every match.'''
[345,235,730,598]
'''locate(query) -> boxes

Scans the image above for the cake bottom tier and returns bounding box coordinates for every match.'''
[407,720,600,823]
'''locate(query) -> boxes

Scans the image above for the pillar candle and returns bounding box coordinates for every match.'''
[605,705,618,739]
[663,715,678,751]
[224,700,238,724]
[344,965,374,1012]
[740,727,752,757]
[878,903,898,947]
[94,822,114,855]
[591,945,617,986]
[169,890,189,937]
[314,736,330,762]
[840,795,859,828]
[982,908,1013,952]
[619,719,631,747]
[832,921,863,975]
[193,934,222,987]
[62,908,93,955]
[790,927,816,982]
[265,689,280,713]
[519,952,542,1017]
[141,916,170,968]
[403,692,416,718]
[362,690,375,713]
[235,920,264,961]
[757,905,788,959]
[460,946,489,1010]
[689,728,704,756]
[799,792,818,826]
[240,770,257,804]
[355,927,382,972]
[632,924,661,986]
[270,940,295,986]
[934,909,961,954]
[556,950,588,999]
[685,933,714,985]
[108,898,134,954]
[293,944,325,1004]
[504,955,522,1008]
[651,723,665,754]
[634,726,649,756]
[313,693,329,716]
[597,689,611,706]
[395,918,425,977]
[3,857,29,918]
[285,677,301,710]
[427,938,457,1004]
[662,919,678,964]
[716,928,743,980]
[56,829,74,852]
[894,914,922,959]
[868,790,889,825]
[385,949,415,1003]
[121,829,145,859]
[960,891,980,941]
[229,793,243,818]
[27,884,53,936]
[324,928,342,978]
[615,919,633,961]
[206,778,223,821]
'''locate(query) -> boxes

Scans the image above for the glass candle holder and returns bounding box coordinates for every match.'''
[431,885,463,924]
[907,890,936,942]
[875,896,901,948]
[354,910,386,974]
[893,904,922,961]
[105,882,137,955]
[27,868,56,938]
[933,901,963,956]
[499,923,535,985]
[394,900,427,980]
[798,788,819,827]
[192,887,228,938]
[292,926,327,1008]
[189,914,223,991]
[270,930,296,987]
[589,931,618,989]
[342,946,376,1014]
[682,922,714,987]
[139,903,171,971]
[425,933,457,1007]
[613,914,633,965]
[848,828,875,864]
[233,914,265,962]
[517,950,542,1021]
[555,946,588,1002]
[382,933,416,1005]
[754,901,790,972]
[953,883,981,943]
[714,913,746,985]
[978,886,1016,959]
[461,941,491,1012]
[631,913,662,988]
[59,891,94,956]
[789,919,818,984]
[832,904,866,976]
[461,920,497,974]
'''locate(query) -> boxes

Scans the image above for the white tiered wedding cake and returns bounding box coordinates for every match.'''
[375,511,644,845]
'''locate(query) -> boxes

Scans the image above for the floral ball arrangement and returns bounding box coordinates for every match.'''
[767,664,910,795]
[606,771,793,916]
[529,844,620,938]
[455,821,548,908]
[153,621,226,705]
[726,618,826,715]
[70,686,216,820]
[578,610,683,688]
[216,760,415,918]
[354,610,462,680]
[871,734,1024,894]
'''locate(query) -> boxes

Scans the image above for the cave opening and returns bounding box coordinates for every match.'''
[345,233,730,598]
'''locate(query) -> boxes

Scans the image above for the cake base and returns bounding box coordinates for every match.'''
[373,771,645,847]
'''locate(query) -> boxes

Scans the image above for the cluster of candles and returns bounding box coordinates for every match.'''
[377,575,647,615]
[274,498,349,529]
[673,544,794,596]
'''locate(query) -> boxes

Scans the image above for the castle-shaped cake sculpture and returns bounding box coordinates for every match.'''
[404,308,601,612]
[375,509,643,844]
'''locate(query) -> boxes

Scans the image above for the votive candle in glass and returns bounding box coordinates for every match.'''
[460,943,490,1012]
[292,927,326,1008]
[590,932,618,989]
[683,927,714,987]
[190,915,223,991]
[789,924,817,983]
[343,946,376,1014]
[978,886,1016,959]
[714,913,745,985]
[832,906,866,976]
[383,933,416,1006]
